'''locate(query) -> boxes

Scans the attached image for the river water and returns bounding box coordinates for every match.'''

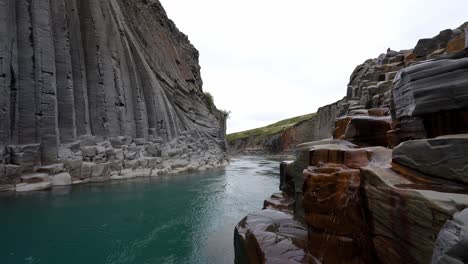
[0,157,280,264]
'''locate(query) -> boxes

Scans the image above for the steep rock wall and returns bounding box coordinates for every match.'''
[234,23,468,264]
[0,0,227,191]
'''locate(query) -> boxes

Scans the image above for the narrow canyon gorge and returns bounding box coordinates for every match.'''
[1,1,467,264]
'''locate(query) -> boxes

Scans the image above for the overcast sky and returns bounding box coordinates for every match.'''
[160,0,467,133]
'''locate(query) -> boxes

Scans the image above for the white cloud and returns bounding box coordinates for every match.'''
[160,0,468,133]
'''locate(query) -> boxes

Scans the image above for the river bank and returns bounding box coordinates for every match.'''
[0,156,277,264]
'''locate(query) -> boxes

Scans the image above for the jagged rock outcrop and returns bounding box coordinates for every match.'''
[0,0,228,192]
[230,23,468,155]
[235,22,468,264]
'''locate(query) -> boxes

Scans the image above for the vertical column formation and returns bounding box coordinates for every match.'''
[31,0,59,162]
[65,0,91,137]
[15,0,37,146]
[51,0,76,143]
[91,0,120,137]
[78,0,108,136]
[0,0,16,146]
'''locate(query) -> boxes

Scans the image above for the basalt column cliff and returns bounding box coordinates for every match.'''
[235,24,468,264]
[0,0,228,192]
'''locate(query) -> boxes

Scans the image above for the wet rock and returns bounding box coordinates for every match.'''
[81,146,97,159]
[263,192,295,211]
[393,134,468,184]
[234,209,309,264]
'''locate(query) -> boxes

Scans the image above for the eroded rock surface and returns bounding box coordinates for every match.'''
[0,0,228,192]
[235,21,468,264]
[234,209,309,264]
[393,134,468,184]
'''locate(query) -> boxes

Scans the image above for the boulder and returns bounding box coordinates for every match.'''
[361,165,468,264]
[64,159,82,179]
[234,209,309,264]
[413,29,454,58]
[343,116,392,147]
[8,144,41,168]
[393,134,468,184]
[50,172,72,186]
[90,163,111,182]
[432,208,468,264]
[393,58,468,119]
[80,162,95,179]
[263,192,294,211]
[446,33,466,53]
[0,184,15,192]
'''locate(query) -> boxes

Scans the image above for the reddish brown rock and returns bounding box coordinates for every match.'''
[333,116,353,139]
[368,108,389,117]
[302,164,375,264]
[446,33,466,53]
[361,165,468,264]
[386,117,427,148]
[343,116,392,147]
[404,52,417,63]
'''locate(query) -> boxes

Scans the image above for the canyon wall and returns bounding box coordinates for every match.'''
[234,23,468,264]
[0,0,228,192]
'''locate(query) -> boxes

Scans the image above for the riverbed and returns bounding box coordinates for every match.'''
[0,157,280,264]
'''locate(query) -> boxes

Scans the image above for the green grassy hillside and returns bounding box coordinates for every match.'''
[227,113,315,142]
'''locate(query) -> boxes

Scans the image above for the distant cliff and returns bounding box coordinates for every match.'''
[227,113,318,154]
[0,0,228,192]
[230,22,468,154]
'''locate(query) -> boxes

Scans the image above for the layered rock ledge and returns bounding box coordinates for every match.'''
[234,23,468,264]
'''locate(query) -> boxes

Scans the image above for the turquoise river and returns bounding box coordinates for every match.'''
[0,157,280,264]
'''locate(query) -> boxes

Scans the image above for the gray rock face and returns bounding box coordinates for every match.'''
[393,134,468,184]
[432,208,468,264]
[0,0,228,191]
[0,0,227,164]
[393,58,468,119]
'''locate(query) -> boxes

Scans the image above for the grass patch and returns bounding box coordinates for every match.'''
[204,92,214,112]
[227,113,315,142]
